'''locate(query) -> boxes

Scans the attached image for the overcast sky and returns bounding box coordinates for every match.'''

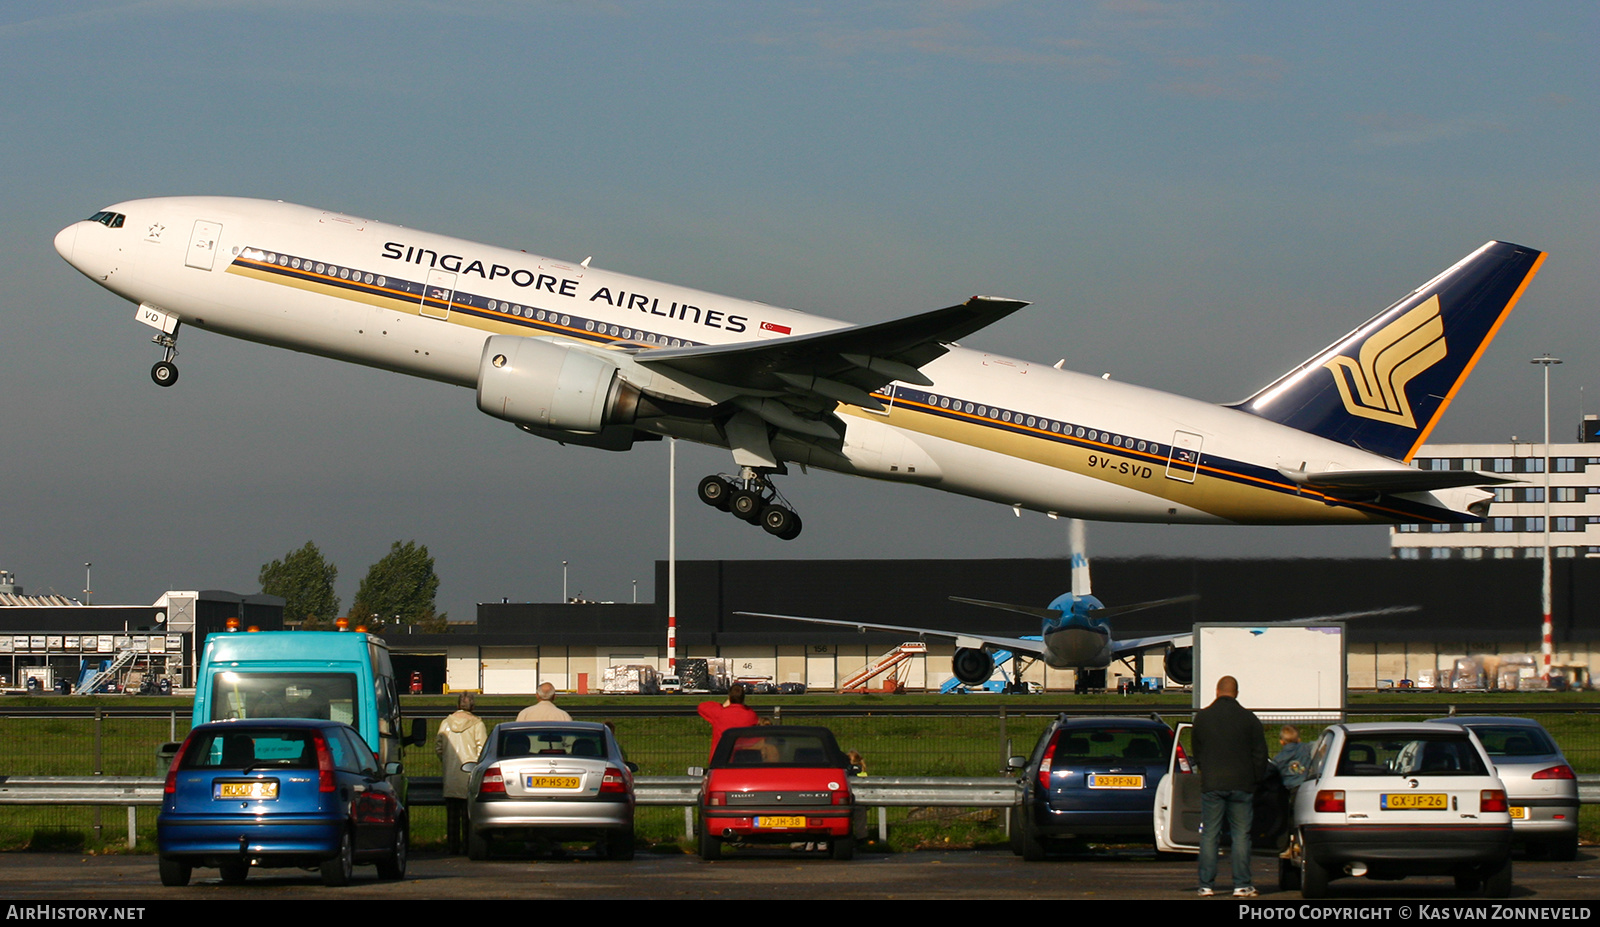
[3,1,1596,620]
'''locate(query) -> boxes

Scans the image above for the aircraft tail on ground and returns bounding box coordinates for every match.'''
[1230,241,1546,462]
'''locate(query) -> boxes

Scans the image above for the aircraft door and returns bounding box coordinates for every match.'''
[1165,430,1203,483]
[185,221,223,270]
[421,270,456,320]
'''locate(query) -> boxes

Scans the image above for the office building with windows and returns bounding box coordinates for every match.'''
[1391,416,1600,561]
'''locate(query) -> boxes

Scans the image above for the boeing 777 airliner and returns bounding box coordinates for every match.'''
[54,197,1545,538]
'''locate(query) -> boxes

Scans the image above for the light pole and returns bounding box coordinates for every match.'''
[562,560,568,604]
[1531,354,1561,684]
[83,562,91,605]
[667,438,678,675]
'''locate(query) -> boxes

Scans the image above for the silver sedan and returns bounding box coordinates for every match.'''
[463,721,636,860]
[1427,716,1580,860]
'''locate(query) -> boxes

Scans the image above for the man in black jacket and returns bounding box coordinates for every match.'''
[1192,675,1267,897]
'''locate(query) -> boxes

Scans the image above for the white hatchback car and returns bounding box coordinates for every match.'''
[1281,722,1513,898]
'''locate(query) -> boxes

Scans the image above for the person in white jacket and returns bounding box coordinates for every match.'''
[435,693,487,854]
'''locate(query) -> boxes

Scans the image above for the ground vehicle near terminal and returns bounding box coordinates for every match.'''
[189,629,425,781]
[694,725,865,860]
[463,722,637,860]
[1280,723,1513,898]
[1425,716,1579,860]
[1010,715,1174,859]
[157,719,407,886]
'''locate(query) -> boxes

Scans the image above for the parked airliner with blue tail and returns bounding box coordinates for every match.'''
[742,519,1411,689]
[54,197,1544,539]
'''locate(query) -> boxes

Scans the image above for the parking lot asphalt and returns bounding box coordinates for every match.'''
[0,847,1596,903]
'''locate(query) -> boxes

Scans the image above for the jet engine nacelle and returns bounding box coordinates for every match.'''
[1164,644,1194,686]
[477,335,643,439]
[952,647,996,686]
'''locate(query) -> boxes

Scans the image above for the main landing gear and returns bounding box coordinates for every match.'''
[697,470,803,540]
[150,330,180,387]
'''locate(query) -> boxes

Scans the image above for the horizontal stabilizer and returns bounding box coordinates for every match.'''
[1277,466,1516,497]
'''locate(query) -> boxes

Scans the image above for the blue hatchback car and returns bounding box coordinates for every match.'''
[1010,715,1175,859]
[158,718,407,886]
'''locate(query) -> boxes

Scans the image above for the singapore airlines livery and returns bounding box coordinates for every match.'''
[55,198,1545,539]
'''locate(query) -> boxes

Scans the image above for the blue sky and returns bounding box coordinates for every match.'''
[3,1,1596,617]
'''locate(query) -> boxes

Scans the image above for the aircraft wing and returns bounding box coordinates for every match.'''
[636,296,1029,409]
[1108,606,1419,658]
[734,610,1050,657]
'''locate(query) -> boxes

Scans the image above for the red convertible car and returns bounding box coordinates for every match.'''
[695,725,865,860]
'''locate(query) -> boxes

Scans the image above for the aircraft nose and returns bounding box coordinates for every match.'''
[54,222,78,264]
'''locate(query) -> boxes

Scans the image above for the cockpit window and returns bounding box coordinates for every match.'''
[87,211,125,228]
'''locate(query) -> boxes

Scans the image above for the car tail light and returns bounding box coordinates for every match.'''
[832,787,850,806]
[708,791,726,806]
[599,767,628,794]
[1037,732,1058,792]
[478,765,506,795]
[1532,764,1575,780]
[1314,790,1345,813]
[1174,741,1192,774]
[1480,789,1508,813]
[312,732,337,793]
[163,738,192,794]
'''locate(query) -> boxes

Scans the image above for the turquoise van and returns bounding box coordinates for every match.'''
[191,630,424,780]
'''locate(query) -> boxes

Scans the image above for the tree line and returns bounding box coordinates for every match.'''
[257,540,448,633]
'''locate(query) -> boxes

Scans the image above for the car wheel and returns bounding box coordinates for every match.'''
[320,830,354,887]
[698,827,722,861]
[830,835,856,861]
[606,828,636,861]
[1549,834,1579,862]
[376,821,408,880]
[1008,806,1024,856]
[157,856,191,887]
[1278,856,1299,892]
[466,823,489,861]
[218,860,248,884]
[1019,811,1046,861]
[1300,849,1329,899]
[1482,858,1513,898]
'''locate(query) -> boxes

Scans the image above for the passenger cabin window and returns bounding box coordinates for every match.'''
[210,672,359,729]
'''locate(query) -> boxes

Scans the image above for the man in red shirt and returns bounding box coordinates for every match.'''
[697,682,759,760]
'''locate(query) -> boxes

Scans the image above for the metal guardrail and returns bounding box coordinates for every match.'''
[2,773,1592,850]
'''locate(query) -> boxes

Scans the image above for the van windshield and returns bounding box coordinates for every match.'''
[209,672,359,729]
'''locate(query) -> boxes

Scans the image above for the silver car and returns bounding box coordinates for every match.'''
[464,721,636,860]
[1427,716,1580,860]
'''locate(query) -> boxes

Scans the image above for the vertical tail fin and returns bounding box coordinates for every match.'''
[1068,518,1091,598]
[1231,241,1546,461]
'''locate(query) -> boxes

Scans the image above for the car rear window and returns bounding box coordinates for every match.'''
[1336,732,1489,777]
[1464,725,1559,757]
[498,729,607,759]
[1054,728,1170,764]
[720,733,841,768]
[181,729,320,770]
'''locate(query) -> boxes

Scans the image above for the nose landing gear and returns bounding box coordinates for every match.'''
[697,470,803,540]
[150,330,180,387]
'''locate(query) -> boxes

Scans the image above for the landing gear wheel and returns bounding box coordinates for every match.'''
[730,489,765,524]
[158,856,191,887]
[760,503,801,539]
[151,361,178,387]
[697,476,734,511]
[218,860,248,884]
